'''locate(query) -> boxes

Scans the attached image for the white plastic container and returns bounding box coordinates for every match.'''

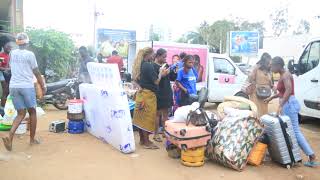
[15,121,27,134]
[68,99,83,114]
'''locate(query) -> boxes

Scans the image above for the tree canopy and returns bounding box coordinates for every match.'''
[26,27,77,82]
[177,19,265,54]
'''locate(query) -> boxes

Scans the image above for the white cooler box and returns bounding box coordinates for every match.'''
[79,83,135,153]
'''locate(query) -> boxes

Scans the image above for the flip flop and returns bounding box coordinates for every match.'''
[304,161,320,168]
[30,138,41,146]
[143,143,159,150]
[153,135,162,142]
[2,137,12,151]
[162,134,166,138]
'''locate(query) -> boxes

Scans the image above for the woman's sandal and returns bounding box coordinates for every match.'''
[143,143,159,150]
[304,161,320,168]
[30,138,41,146]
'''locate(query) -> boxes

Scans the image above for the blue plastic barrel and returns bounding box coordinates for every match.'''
[68,120,84,134]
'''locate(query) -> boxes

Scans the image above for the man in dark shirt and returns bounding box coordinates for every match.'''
[78,46,93,83]
[107,50,124,72]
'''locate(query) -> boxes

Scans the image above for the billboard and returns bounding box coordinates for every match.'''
[230,31,259,56]
[97,29,136,58]
[153,42,208,82]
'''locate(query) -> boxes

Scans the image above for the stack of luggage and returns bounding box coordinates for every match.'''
[165,107,217,167]
[206,96,264,171]
[165,88,218,167]
[165,95,303,170]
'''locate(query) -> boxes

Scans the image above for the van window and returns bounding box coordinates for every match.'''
[214,58,235,75]
[299,41,320,74]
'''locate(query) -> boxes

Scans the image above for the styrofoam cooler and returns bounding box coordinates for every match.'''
[80,83,135,153]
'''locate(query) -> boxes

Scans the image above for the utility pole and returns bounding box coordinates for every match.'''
[93,1,104,49]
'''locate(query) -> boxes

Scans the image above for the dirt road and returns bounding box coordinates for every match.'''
[0,104,319,180]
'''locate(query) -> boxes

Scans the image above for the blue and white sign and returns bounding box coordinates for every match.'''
[230,31,259,56]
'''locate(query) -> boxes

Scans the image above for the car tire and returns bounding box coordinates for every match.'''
[234,91,249,99]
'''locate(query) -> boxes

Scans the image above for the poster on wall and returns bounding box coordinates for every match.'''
[230,31,259,56]
[153,43,208,82]
[97,29,136,66]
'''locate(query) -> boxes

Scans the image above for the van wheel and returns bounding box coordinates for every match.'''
[234,91,249,99]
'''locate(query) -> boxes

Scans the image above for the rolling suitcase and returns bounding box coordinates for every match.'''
[165,121,211,150]
[260,113,302,168]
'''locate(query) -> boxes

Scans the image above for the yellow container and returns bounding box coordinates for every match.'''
[181,160,205,167]
[181,147,205,167]
[248,142,267,166]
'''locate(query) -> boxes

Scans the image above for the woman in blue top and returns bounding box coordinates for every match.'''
[176,55,198,106]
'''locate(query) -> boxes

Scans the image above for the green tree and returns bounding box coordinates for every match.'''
[26,27,76,82]
[177,19,265,53]
[270,7,290,37]
[208,20,237,53]
[238,21,265,36]
[293,19,310,35]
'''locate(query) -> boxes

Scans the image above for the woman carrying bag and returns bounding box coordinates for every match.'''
[244,53,273,118]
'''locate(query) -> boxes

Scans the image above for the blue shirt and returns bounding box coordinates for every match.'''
[177,68,197,95]
[171,60,199,79]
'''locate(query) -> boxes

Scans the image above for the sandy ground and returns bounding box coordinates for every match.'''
[0,101,319,180]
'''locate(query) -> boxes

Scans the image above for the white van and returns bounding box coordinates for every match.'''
[197,53,248,102]
[288,38,320,120]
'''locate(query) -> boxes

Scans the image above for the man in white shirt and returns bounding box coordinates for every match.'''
[2,33,46,151]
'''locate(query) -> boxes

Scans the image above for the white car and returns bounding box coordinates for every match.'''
[197,53,248,102]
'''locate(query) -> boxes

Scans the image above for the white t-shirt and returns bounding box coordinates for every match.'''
[9,49,38,88]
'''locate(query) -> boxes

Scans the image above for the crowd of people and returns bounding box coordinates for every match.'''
[130,47,207,149]
[0,33,318,167]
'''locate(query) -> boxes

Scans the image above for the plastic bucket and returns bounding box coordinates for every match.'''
[68,99,83,114]
[15,121,27,134]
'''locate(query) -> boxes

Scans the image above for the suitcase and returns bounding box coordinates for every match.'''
[165,121,211,150]
[260,114,302,168]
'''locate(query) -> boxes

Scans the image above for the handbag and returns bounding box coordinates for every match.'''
[186,108,208,126]
[256,86,271,99]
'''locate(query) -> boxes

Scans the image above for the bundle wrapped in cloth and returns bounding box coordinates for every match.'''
[217,96,258,119]
[206,116,263,171]
[206,97,262,171]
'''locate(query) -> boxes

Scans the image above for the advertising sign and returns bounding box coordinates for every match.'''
[97,29,136,58]
[230,31,259,56]
[153,43,208,82]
